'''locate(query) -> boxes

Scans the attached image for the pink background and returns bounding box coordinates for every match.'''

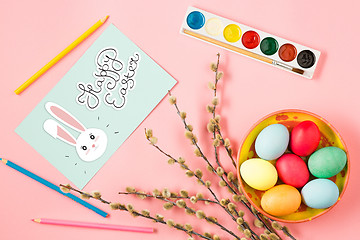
[1,0,359,239]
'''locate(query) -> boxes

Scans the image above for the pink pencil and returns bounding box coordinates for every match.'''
[32,218,154,233]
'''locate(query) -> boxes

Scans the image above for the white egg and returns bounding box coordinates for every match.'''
[255,124,289,160]
[301,179,339,209]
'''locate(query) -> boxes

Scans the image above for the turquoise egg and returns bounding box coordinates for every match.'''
[255,124,289,160]
[301,179,339,209]
[308,146,347,178]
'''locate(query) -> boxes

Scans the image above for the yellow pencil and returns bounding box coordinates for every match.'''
[15,15,109,95]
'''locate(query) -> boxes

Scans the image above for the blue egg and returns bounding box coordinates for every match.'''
[186,11,205,30]
[255,124,289,160]
[301,179,339,209]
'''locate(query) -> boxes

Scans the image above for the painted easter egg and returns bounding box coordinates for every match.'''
[301,179,339,209]
[261,184,301,216]
[275,153,309,188]
[290,121,320,156]
[240,158,278,191]
[308,146,347,178]
[255,124,289,160]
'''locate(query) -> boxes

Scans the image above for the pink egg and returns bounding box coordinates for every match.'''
[276,153,309,188]
[290,121,320,156]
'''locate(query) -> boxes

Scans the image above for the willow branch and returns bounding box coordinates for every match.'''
[59,184,213,240]
[145,136,258,240]
[119,191,217,204]
[119,191,241,240]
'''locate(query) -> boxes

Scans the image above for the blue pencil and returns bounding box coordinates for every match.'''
[1,158,109,218]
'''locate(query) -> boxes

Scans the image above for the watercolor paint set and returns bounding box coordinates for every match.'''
[180,7,321,79]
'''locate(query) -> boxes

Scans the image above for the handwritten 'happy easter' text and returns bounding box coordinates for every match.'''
[76,48,140,110]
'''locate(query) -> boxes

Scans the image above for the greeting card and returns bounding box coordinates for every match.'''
[16,24,177,189]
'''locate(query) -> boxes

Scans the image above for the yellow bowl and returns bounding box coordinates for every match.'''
[237,109,350,223]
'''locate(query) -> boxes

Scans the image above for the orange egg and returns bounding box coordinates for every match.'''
[261,185,301,216]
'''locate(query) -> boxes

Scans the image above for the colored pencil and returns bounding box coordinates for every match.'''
[1,158,109,218]
[14,16,109,95]
[32,218,154,233]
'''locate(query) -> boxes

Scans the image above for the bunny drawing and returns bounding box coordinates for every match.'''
[43,102,108,162]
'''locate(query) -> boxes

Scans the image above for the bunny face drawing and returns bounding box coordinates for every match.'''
[43,102,108,162]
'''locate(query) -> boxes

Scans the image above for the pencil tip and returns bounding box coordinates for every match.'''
[101,15,109,23]
[32,218,41,223]
[1,158,7,164]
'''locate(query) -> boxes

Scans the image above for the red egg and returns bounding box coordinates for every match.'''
[290,121,320,156]
[276,153,309,188]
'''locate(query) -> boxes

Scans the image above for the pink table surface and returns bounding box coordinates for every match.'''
[1,0,359,239]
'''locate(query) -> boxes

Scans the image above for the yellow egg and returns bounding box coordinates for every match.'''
[240,158,278,190]
[261,185,301,216]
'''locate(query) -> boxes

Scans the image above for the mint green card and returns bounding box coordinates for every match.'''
[16,24,176,189]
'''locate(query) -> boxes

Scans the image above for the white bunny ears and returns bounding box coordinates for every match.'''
[43,102,108,162]
[44,102,85,146]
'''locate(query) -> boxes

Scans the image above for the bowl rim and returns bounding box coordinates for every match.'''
[236,109,350,223]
